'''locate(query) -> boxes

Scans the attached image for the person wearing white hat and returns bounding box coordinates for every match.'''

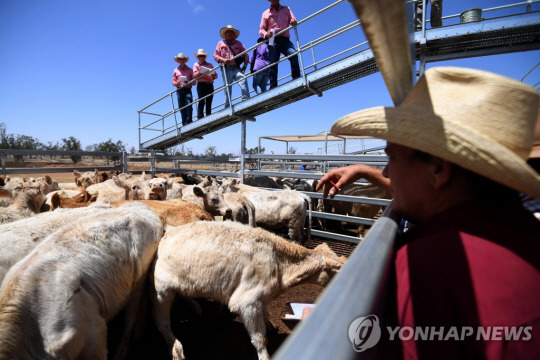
[213,25,250,108]
[318,67,540,358]
[193,49,218,119]
[172,53,195,126]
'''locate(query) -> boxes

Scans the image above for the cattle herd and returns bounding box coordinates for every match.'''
[0,169,389,359]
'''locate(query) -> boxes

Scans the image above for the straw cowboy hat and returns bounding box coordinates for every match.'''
[174,53,189,63]
[530,110,540,159]
[194,49,209,58]
[331,67,540,199]
[220,25,240,39]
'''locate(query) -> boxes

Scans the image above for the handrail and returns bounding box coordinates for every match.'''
[138,0,364,144]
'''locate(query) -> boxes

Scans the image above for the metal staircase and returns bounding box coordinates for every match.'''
[138,2,540,151]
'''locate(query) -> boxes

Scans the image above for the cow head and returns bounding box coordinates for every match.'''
[311,243,346,286]
[148,177,168,200]
[189,186,232,218]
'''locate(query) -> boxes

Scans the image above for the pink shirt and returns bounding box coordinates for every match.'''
[213,39,249,66]
[259,5,296,39]
[193,61,218,83]
[172,65,195,89]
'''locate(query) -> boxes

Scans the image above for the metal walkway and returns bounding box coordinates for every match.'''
[139,3,540,151]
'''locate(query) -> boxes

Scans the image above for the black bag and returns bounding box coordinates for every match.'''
[234,56,245,67]
[226,41,244,67]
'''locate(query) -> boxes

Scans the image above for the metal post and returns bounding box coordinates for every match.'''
[137,111,142,150]
[150,150,156,177]
[220,64,233,112]
[1,152,5,176]
[121,151,128,174]
[310,42,318,71]
[258,136,262,171]
[293,27,308,85]
[343,137,347,154]
[241,119,246,183]
[171,93,181,135]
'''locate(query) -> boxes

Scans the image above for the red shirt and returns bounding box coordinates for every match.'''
[396,197,540,359]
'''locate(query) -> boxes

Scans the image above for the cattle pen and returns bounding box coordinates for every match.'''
[1,0,540,358]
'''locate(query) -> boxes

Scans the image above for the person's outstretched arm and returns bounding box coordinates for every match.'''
[316,164,391,198]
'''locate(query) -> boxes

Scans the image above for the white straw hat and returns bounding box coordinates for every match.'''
[174,53,189,63]
[332,67,540,198]
[220,25,240,39]
[194,49,209,58]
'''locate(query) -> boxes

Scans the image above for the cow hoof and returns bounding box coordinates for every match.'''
[172,340,186,360]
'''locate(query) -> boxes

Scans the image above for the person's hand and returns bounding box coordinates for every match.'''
[316,164,390,198]
[241,64,248,72]
[265,32,272,39]
[290,19,298,26]
[316,165,363,198]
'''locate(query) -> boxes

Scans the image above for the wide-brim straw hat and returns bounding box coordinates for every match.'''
[174,53,189,63]
[194,49,209,58]
[530,110,540,159]
[331,67,540,199]
[220,25,240,39]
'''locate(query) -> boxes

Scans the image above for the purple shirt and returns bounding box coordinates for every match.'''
[250,43,270,73]
[259,4,296,39]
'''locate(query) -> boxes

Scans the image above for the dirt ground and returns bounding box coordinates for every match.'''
[4,169,357,359]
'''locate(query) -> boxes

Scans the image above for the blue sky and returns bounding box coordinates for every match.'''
[1,0,539,155]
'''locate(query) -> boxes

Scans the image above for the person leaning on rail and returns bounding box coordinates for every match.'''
[317,67,540,359]
[259,0,301,89]
[172,53,195,126]
[213,25,250,108]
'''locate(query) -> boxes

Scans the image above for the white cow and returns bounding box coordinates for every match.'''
[0,203,113,285]
[0,188,46,224]
[152,220,345,360]
[0,203,163,360]
[222,180,312,242]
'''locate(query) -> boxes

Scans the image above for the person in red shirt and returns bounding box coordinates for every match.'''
[192,49,218,119]
[259,0,301,89]
[317,67,540,359]
[172,53,195,125]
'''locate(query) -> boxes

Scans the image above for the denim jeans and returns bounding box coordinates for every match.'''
[196,82,214,119]
[223,66,250,108]
[176,88,193,125]
[268,36,301,88]
[252,71,270,94]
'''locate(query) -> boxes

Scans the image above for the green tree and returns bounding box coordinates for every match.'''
[96,139,126,164]
[204,145,216,157]
[245,146,265,154]
[62,136,82,163]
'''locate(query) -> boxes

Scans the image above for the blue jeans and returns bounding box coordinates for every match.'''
[224,66,250,108]
[252,71,270,94]
[176,88,193,125]
[269,36,301,88]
